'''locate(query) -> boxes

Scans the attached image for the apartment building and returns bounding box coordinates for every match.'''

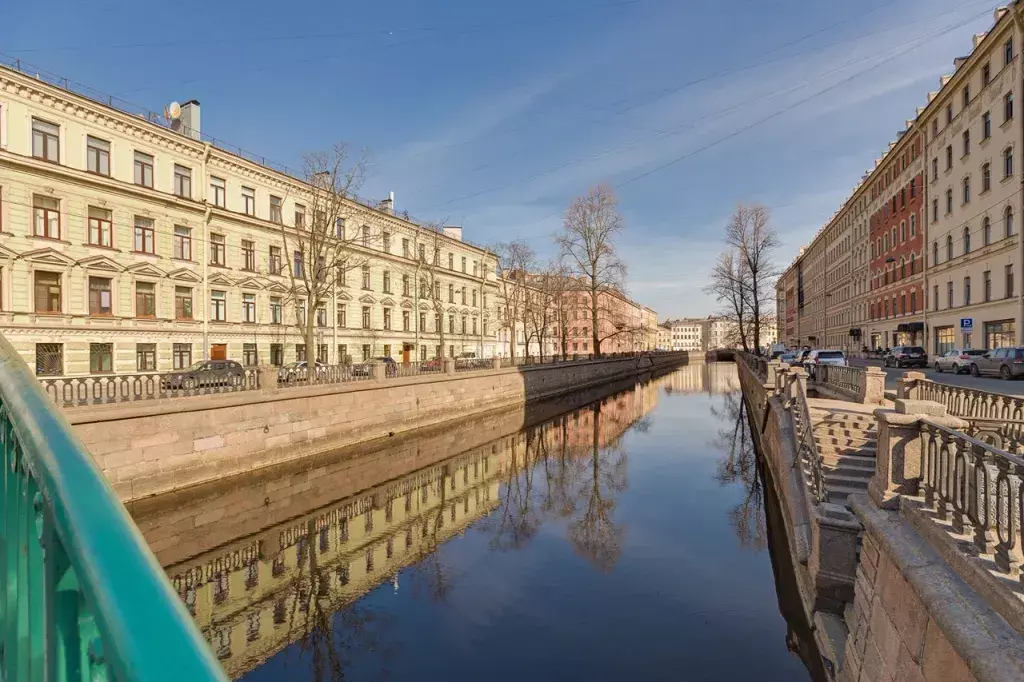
[921,11,1022,354]
[777,263,799,347]
[669,319,704,352]
[0,63,500,376]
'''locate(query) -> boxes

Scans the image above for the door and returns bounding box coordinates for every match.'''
[210,344,227,360]
[402,344,412,365]
[979,349,1002,375]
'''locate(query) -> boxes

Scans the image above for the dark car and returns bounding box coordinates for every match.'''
[883,346,927,368]
[162,360,244,390]
[969,347,1024,379]
[352,356,398,377]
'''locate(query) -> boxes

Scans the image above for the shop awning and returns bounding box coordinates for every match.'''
[896,322,924,333]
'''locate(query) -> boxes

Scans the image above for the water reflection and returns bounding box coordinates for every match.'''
[139,363,815,681]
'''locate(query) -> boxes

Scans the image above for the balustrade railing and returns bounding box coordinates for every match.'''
[737,351,767,382]
[914,380,1024,421]
[277,364,366,388]
[919,420,1024,581]
[41,368,260,407]
[816,364,863,399]
[455,358,494,372]
[787,371,829,504]
[0,335,226,679]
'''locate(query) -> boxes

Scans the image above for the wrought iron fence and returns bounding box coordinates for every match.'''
[919,419,1024,578]
[0,335,226,679]
[393,362,429,378]
[816,365,862,399]
[276,364,368,388]
[41,369,261,407]
[455,358,493,372]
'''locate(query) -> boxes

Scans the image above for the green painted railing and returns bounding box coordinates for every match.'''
[0,335,226,681]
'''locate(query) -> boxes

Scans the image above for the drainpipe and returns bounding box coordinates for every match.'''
[201,142,212,361]
[922,139,930,354]
[1015,5,1024,344]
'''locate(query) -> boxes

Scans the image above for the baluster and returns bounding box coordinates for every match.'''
[951,439,971,536]
[994,458,1022,577]
[973,449,998,554]
[936,431,954,521]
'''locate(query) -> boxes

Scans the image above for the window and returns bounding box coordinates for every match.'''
[964,277,971,305]
[361,225,370,247]
[449,315,455,334]
[31,119,61,163]
[932,157,938,181]
[242,187,255,216]
[448,284,454,303]
[134,217,155,253]
[461,316,467,334]
[461,256,467,273]
[984,270,992,302]
[910,291,917,313]
[402,238,410,258]
[293,251,304,277]
[269,246,282,275]
[983,62,991,86]
[242,293,256,323]
[946,235,953,261]
[963,129,970,156]
[472,318,478,334]
[932,198,938,223]
[1004,146,1014,177]
[435,313,441,331]
[910,178,916,198]
[983,216,992,245]
[402,274,411,297]
[983,111,991,139]
[361,265,371,289]
[933,284,939,310]
[936,327,955,355]
[1007,264,1015,298]
[88,206,112,247]
[175,286,192,320]
[316,306,326,327]
[337,304,347,328]
[945,188,953,214]
[135,281,156,317]
[211,290,226,321]
[133,151,153,187]
[1006,92,1014,122]
[362,345,371,362]
[1006,37,1014,66]
[172,343,191,370]
[294,204,305,229]
[167,225,191,260]
[35,344,61,376]
[419,244,425,262]
[361,306,371,329]
[383,308,391,330]
[270,296,282,324]
[402,310,410,331]
[296,300,306,325]
[87,136,110,175]
[461,287,466,304]
[334,216,344,238]
[296,344,307,362]
[136,344,156,371]
[243,344,258,367]
[33,195,60,239]
[932,119,938,137]
[270,196,282,224]
[419,312,426,331]
[946,104,953,126]
[382,231,391,252]
[947,281,954,308]
[173,165,192,198]
[209,233,225,265]
[963,85,970,107]
[1006,206,1015,237]
[88,277,112,316]
[383,270,391,293]
[241,239,255,270]
[982,162,991,193]
[472,289,478,307]
[910,253,916,274]
[963,224,971,254]
[210,177,226,207]
[90,344,113,374]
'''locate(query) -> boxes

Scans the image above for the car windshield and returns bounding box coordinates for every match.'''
[183,361,206,371]
[816,351,844,359]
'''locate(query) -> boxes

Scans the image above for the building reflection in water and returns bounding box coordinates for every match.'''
[148,363,737,680]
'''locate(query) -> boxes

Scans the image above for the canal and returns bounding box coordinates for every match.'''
[132,362,822,681]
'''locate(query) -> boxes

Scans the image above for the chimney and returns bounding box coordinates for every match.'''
[443,226,463,241]
[180,100,201,141]
[380,191,395,215]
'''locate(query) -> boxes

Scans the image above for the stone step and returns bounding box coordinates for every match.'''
[815,434,876,449]
[823,465,874,481]
[809,409,876,424]
[827,486,864,507]
[824,472,870,489]
[816,443,877,458]
[812,416,877,430]
[820,452,878,470]
[814,426,877,439]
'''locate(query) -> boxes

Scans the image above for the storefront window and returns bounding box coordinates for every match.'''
[935,326,955,355]
[985,320,1015,349]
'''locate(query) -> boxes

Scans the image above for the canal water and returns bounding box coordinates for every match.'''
[133,362,822,681]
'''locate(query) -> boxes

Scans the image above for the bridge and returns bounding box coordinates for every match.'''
[737,352,1024,682]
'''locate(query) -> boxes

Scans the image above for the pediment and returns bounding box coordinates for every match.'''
[447,306,457,314]
[380,297,396,307]
[76,255,123,272]
[418,301,431,311]
[125,262,168,278]
[207,272,235,286]
[460,308,470,315]
[0,244,20,260]
[359,294,376,304]
[336,290,352,301]
[237,277,264,290]
[400,299,413,309]
[265,281,289,294]
[20,247,74,267]
[167,267,203,283]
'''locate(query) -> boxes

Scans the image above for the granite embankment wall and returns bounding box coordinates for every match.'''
[68,352,688,502]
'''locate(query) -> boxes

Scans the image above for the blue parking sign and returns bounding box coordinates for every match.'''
[960,318,973,330]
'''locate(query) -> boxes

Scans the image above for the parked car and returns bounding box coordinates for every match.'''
[882,346,927,368]
[277,361,327,383]
[352,356,398,377]
[933,349,988,374]
[419,357,444,372]
[969,347,1024,379]
[792,348,813,366]
[162,360,245,390]
[805,349,846,378]
[779,352,797,364]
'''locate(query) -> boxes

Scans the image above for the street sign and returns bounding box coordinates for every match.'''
[960,318,974,331]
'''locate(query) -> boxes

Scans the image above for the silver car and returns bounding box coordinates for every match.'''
[933,348,987,374]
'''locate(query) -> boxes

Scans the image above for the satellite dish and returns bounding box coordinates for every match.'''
[166,101,181,119]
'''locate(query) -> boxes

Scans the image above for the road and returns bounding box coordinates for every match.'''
[848,357,1024,396]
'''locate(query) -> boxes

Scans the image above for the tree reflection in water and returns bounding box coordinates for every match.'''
[711,391,767,551]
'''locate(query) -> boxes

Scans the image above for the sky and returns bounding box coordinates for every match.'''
[0,0,999,319]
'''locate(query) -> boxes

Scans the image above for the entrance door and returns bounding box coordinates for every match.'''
[210,344,227,360]
[402,343,412,365]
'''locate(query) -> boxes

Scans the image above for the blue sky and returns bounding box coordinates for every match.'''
[1,0,997,318]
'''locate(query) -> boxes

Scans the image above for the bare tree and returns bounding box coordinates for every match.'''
[558,184,628,357]
[523,264,567,361]
[492,240,535,359]
[725,203,779,354]
[277,143,371,363]
[410,225,451,359]
[705,249,749,351]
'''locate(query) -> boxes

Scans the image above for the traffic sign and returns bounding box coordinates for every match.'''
[960,318,973,331]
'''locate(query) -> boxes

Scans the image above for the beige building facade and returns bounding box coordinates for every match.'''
[0,64,501,376]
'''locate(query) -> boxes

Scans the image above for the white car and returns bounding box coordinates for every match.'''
[933,348,988,374]
[805,350,846,378]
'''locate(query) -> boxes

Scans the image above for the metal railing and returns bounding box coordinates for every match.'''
[919,419,1024,578]
[816,364,863,399]
[0,335,226,679]
[786,371,829,504]
[41,369,260,407]
[276,364,367,388]
[454,358,494,372]
[738,351,767,382]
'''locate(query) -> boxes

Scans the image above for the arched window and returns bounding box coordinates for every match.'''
[884,233,889,250]
[900,221,906,242]
[963,225,971,254]
[910,253,916,274]
[983,216,992,245]
[963,176,971,204]
[1005,146,1014,178]
[946,235,953,260]
[891,227,897,246]
[909,213,916,238]
[900,257,906,279]
[1006,206,1015,237]
[932,241,938,265]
